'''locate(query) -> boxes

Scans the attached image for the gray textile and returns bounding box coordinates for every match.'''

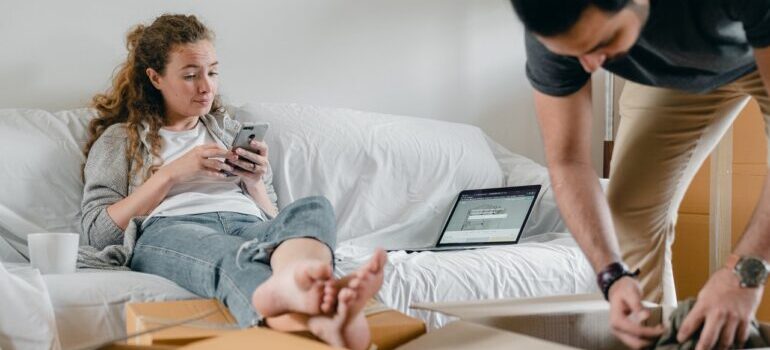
[656,298,768,349]
[77,111,279,269]
[76,217,143,270]
[525,0,770,96]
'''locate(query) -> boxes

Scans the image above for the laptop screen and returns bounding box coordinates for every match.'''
[436,185,541,246]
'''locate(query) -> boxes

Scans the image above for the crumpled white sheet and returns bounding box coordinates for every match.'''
[0,262,60,350]
[234,103,505,250]
[43,270,198,350]
[334,232,598,330]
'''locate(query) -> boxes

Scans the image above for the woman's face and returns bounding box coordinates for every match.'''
[147,40,219,121]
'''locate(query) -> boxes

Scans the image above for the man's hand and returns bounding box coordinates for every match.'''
[609,276,665,349]
[677,268,763,350]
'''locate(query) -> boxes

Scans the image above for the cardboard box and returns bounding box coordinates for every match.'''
[181,327,338,350]
[122,299,425,349]
[405,293,770,350]
[101,344,179,350]
[126,299,239,346]
[367,303,426,350]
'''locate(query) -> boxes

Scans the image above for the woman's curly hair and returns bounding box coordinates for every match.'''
[84,14,223,181]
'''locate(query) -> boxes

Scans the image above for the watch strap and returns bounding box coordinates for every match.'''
[597,262,640,301]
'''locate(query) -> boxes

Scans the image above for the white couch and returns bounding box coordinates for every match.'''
[0,103,597,350]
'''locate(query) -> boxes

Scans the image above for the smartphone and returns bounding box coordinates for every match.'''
[231,122,269,152]
[223,122,269,176]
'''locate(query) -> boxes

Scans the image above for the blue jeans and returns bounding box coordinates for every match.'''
[129,196,337,327]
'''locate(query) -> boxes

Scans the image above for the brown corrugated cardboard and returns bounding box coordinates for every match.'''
[411,293,642,349]
[125,299,239,346]
[367,307,426,350]
[100,344,179,350]
[123,299,424,349]
[397,321,577,350]
[180,327,338,350]
[408,293,770,350]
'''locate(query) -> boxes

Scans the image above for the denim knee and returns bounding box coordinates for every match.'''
[236,196,337,269]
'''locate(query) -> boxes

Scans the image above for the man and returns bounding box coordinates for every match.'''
[509,0,770,348]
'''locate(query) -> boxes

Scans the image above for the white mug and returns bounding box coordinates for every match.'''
[27,233,80,274]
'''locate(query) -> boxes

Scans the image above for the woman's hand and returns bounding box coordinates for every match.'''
[159,144,233,184]
[226,140,269,187]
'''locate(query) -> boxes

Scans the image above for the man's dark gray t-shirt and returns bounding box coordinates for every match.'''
[525,0,770,97]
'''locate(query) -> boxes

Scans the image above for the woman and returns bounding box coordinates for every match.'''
[80,14,383,350]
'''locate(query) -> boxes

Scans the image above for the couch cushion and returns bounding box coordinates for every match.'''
[0,108,93,260]
[488,139,609,239]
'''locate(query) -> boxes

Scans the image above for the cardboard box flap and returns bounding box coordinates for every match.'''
[411,293,662,350]
[397,321,578,350]
[126,299,238,345]
[411,293,609,319]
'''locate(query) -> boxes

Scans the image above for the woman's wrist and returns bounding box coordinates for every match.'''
[245,179,265,196]
[154,167,177,187]
[244,180,277,216]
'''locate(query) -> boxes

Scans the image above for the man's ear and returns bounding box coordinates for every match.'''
[146,68,163,90]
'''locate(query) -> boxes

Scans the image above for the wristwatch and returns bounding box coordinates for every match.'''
[726,254,770,288]
[597,262,640,301]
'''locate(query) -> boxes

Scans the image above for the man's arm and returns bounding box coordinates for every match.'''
[535,82,664,348]
[678,47,770,350]
[534,82,620,271]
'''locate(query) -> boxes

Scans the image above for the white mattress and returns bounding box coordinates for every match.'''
[334,232,598,329]
[43,270,197,350]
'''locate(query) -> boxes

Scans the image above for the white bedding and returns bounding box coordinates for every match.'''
[335,233,597,330]
[0,263,60,350]
[43,270,197,350]
[233,103,505,250]
[31,233,594,349]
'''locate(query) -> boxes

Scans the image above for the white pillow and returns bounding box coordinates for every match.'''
[485,138,563,238]
[0,108,92,261]
[232,103,505,249]
[487,138,608,238]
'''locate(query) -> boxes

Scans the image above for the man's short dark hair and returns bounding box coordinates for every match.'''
[511,0,631,37]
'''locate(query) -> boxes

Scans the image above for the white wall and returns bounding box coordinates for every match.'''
[0,0,605,171]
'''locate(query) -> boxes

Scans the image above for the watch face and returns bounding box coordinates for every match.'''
[738,258,768,287]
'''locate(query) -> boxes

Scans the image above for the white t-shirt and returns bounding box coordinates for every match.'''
[146,122,266,220]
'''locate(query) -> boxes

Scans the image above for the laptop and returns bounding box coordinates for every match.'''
[401,185,541,252]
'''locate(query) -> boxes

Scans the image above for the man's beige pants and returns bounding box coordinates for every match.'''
[609,71,770,307]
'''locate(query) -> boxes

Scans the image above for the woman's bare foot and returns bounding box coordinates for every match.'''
[344,249,386,316]
[307,250,387,350]
[252,260,335,317]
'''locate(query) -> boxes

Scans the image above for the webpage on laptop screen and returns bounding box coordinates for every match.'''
[440,191,535,244]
